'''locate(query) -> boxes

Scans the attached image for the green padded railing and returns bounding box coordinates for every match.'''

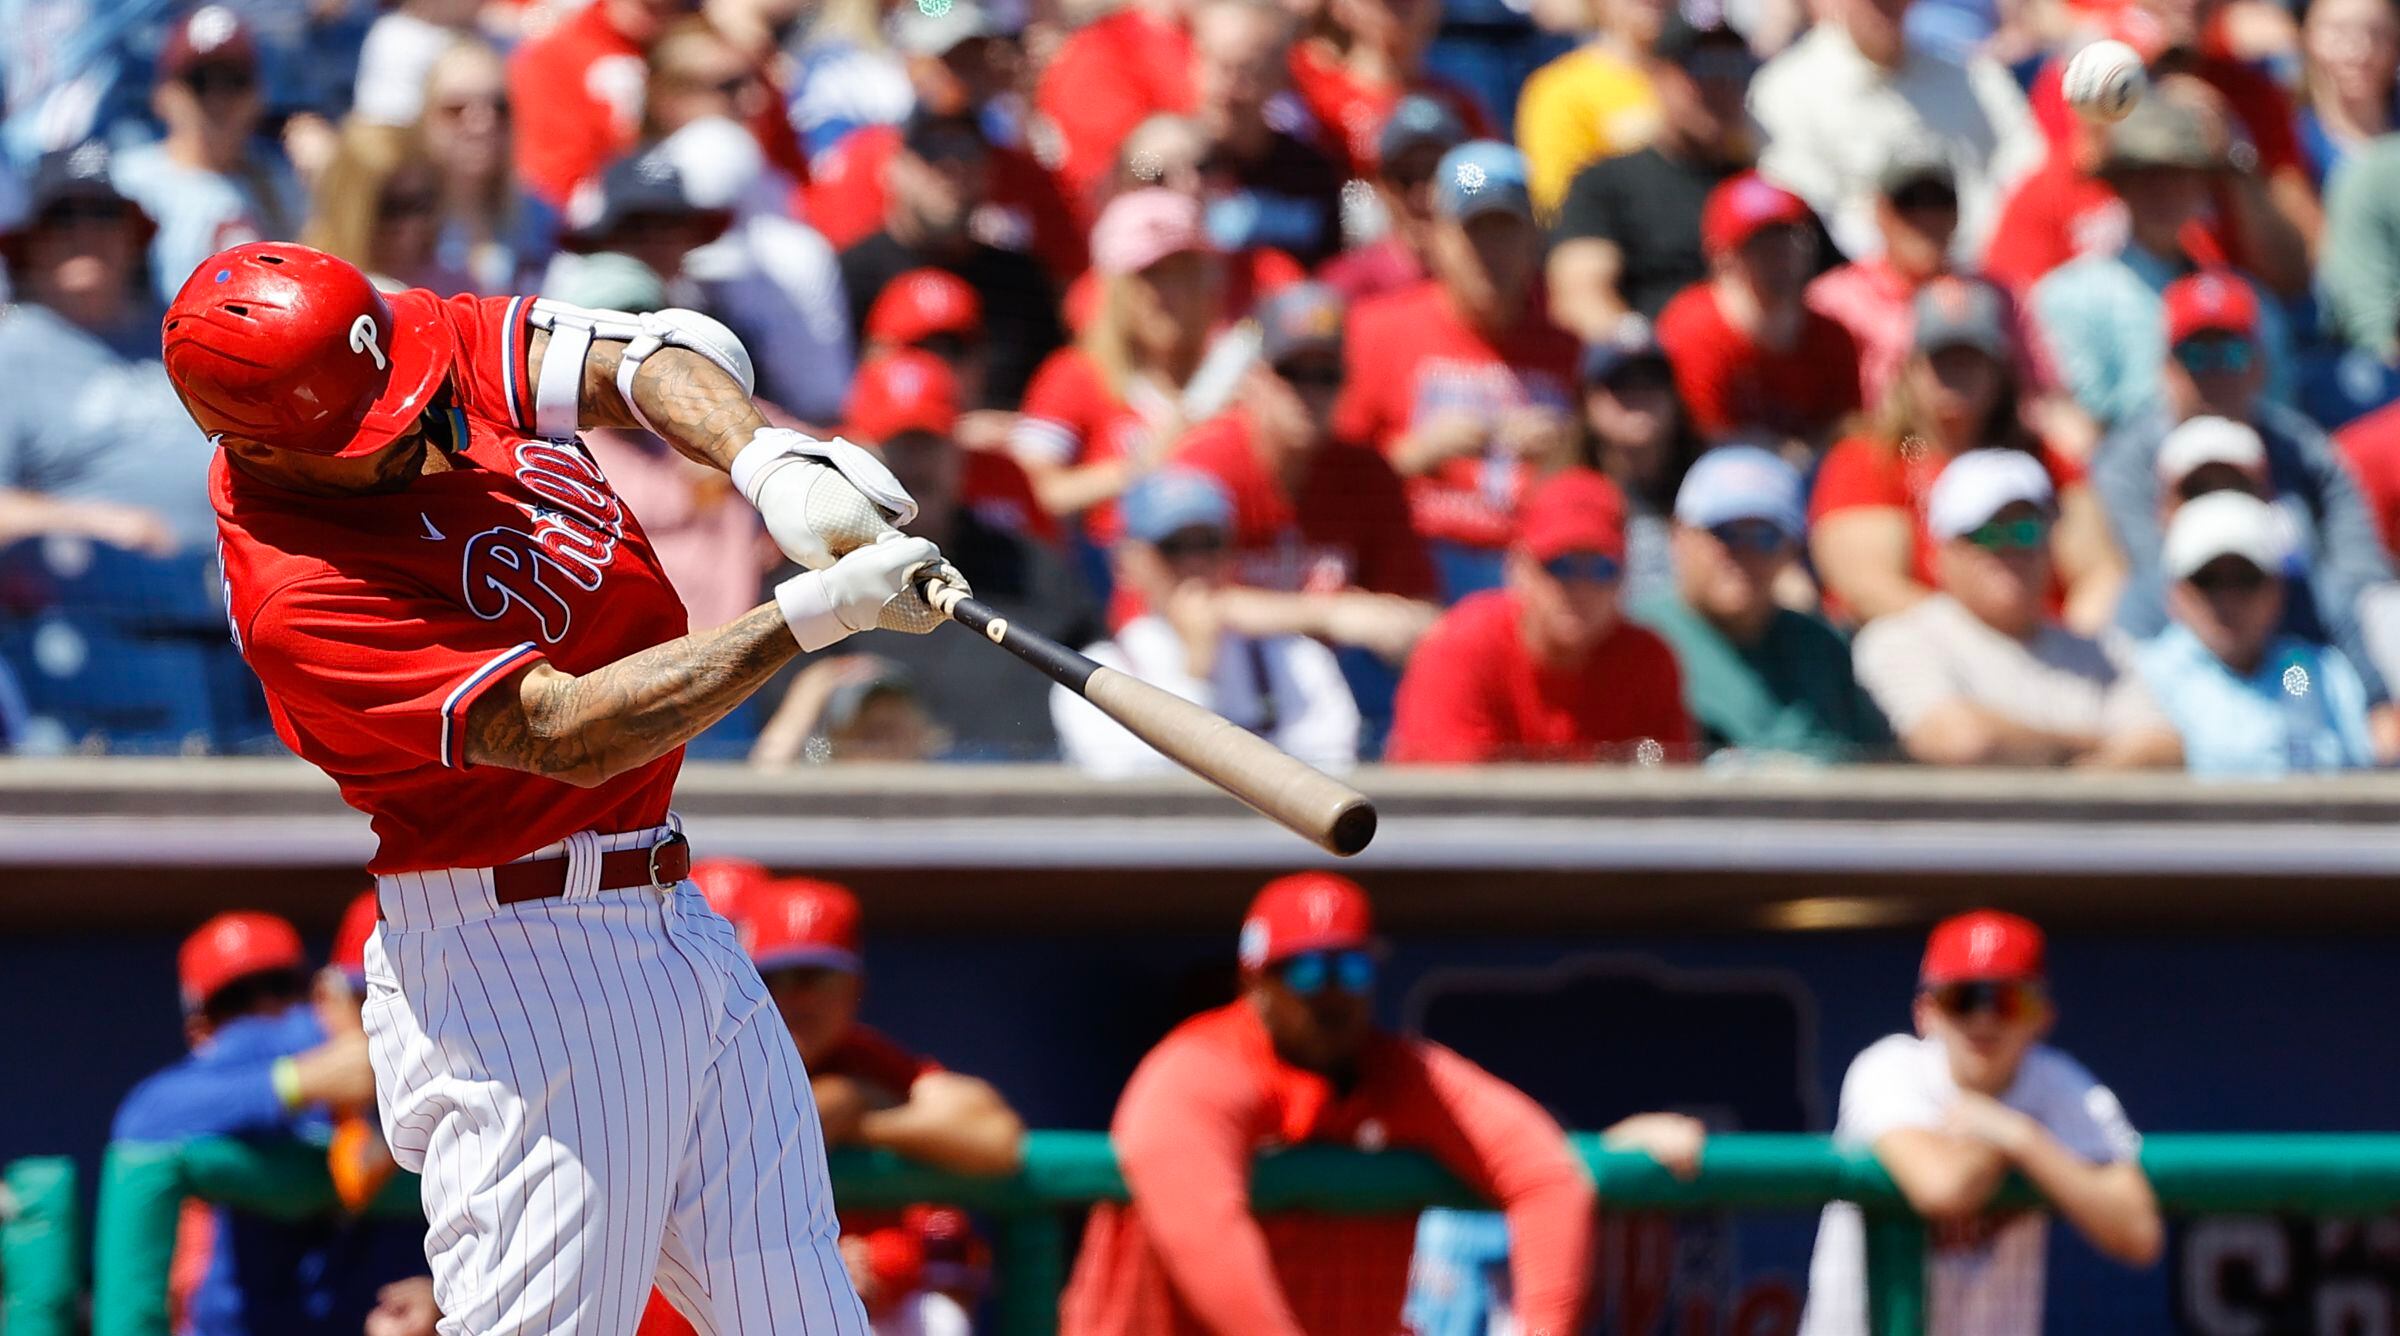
[2,1156,80,1336]
[65,1132,2400,1336]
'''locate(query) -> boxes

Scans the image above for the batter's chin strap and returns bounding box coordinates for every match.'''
[524,299,758,440]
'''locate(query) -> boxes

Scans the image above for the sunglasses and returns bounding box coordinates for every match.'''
[1155,529,1228,559]
[1542,551,1623,584]
[40,198,136,227]
[1273,949,1376,997]
[379,191,438,219]
[1925,979,2044,1022]
[2189,561,2272,594]
[1967,516,2049,552]
[1680,46,1758,82]
[1889,181,1959,214]
[1709,519,1791,554]
[681,72,755,97]
[2174,337,2256,376]
[434,93,508,118]
[183,64,257,96]
[1278,361,1343,389]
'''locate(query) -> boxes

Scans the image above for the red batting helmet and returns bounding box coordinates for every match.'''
[161,242,453,458]
[178,910,305,1012]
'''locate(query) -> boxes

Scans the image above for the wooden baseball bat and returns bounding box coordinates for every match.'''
[916,579,1378,857]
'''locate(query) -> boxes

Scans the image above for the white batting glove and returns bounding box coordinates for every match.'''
[731,429,917,570]
[774,532,946,651]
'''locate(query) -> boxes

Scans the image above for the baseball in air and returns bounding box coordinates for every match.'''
[2063,39,2147,123]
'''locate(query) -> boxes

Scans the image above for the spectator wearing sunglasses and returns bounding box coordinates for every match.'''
[111,7,304,308]
[1061,872,1600,1336]
[300,121,473,295]
[1633,447,1893,762]
[1579,320,1702,610]
[1387,469,1691,763]
[1320,96,1466,306]
[1799,910,2160,1336]
[113,912,425,1336]
[1053,470,1362,776]
[2135,491,2378,775]
[1811,277,2121,631]
[1853,449,2182,768]
[2093,275,2400,756]
[1546,4,1757,340]
[416,42,553,296]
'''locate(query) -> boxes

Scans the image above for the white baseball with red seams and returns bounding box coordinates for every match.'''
[2062,39,2147,124]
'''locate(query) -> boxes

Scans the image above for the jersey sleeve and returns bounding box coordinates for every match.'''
[1010,351,1096,467]
[1809,438,1910,520]
[436,293,538,435]
[1835,1036,1949,1145]
[243,576,549,773]
[2032,1052,2142,1164]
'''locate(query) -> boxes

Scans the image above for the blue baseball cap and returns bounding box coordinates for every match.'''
[1674,445,1806,540]
[1432,141,1532,222]
[1120,470,1234,544]
[1377,94,1468,169]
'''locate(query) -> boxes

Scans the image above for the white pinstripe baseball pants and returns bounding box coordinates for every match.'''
[363,824,870,1336]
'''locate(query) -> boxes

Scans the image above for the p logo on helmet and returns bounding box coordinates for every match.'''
[349,315,387,371]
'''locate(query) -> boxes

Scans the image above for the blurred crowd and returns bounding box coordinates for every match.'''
[130,874,2142,1336]
[14,0,2400,773]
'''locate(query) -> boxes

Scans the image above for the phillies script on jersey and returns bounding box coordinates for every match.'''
[212,293,693,874]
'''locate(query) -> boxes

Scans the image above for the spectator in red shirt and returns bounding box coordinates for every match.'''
[1285,0,1494,179]
[1334,140,1582,597]
[1012,189,1224,541]
[507,0,691,207]
[1386,469,1693,763]
[2023,11,2317,296]
[1811,276,2122,629]
[1319,93,1468,304]
[1656,173,1863,453]
[861,268,1023,459]
[805,0,1086,279]
[1172,282,1441,661]
[2337,394,2400,560]
[1036,0,1198,210]
[639,876,1026,1335]
[1058,872,1599,1336]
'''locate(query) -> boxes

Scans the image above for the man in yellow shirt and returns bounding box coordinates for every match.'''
[1514,0,1669,217]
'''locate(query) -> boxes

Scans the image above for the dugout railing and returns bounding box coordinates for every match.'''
[24,1132,2400,1335]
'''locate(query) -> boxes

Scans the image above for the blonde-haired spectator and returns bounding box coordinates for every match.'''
[418,41,549,294]
[301,121,473,295]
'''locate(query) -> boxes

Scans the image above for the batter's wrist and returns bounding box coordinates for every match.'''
[774,571,856,652]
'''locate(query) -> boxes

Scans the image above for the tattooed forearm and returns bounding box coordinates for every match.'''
[463,604,801,785]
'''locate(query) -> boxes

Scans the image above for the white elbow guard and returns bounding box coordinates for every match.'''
[526,299,756,438]
[730,428,919,569]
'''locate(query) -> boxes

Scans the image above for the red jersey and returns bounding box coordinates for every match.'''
[1284,43,1496,179]
[1980,155,2231,295]
[1036,7,1195,210]
[215,293,691,873]
[506,3,646,207]
[1654,281,1862,444]
[807,126,1086,281]
[1332,280,1580,550]
[2337,400,2400,558]
[1058,1002,1593,1336]
[1385,589,1691,763]
[1010,347,1163,545]
[1171,408,1437,601]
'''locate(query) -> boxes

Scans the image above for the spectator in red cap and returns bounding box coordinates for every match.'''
[1171,281,1441,662]
[1060,871,1603,1336]
[838,108,1067,409]
[1799,910,2160,1336]
[114,910,423,1335]
[1852,450,2182,767]
[1386,469,1692,763]
[111,6,304,306]
[1012,190,1225,543]
[1054,469,1362,774]
[860,268,1027,462]
[1335,141,1581,599]
[757,351,1098,761]
[2091,274,2397,750]
[1655,172,1862,454]
[506,0,694,207]
[638,877,1024,1335]
[1811,276,2122,630]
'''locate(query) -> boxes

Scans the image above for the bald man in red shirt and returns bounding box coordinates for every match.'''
[1387,469,1692,764]
[1060,872,1596,1336]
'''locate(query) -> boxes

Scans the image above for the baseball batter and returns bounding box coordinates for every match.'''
[161,241,968,1334]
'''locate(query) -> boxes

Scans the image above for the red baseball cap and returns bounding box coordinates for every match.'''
[1516,467,1628,562]
[330,891,379,985]
[179,911,305,1011]
[867,269,983,347]
[2164,271,2259,347]
[1239,872,1374,969]
[1702,172,1814,258]
[691,857,775,922]
[1920,909,2047,985]
[740,879,864,973]
[160,5,258,81]
[846,350,961,443]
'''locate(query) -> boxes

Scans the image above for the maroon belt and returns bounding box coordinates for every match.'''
[490,831,692,906]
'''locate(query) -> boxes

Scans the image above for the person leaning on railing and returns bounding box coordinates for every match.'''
[1059,872,1701,1336]
[1799,910,2163,1336]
